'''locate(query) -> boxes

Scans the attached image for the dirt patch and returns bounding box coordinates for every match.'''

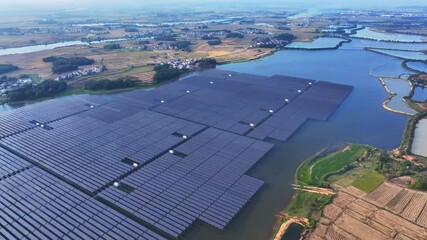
[308,182,427,240]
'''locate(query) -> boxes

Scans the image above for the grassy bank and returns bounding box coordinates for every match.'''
[271,144,385,239]
[399,109,427,155]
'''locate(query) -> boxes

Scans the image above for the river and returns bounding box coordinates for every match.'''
[0,39,418,239]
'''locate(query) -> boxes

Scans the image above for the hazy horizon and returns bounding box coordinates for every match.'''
[2,0,427,11]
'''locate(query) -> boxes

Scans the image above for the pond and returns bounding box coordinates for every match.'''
[352,27,427,43]
[285,37,348,50]
[412,119,427,157]
[368,49,427,61]
[406,61,427,72]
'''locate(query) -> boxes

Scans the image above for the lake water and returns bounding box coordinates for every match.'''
[412,87,427,102]
[382,79,417,115]
[281,223,304,240]
[406,61,427,72]
[352,27,427,43]
[342,38,427,51]
[0,38,412,239]
[0,38,128,56]
[285,37,348,50]
[185,40,408,240]
[412,119,427,157]
[369,49,427,61]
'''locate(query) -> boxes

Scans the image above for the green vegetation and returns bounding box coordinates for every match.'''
[298,145,367,186]
[83,78,136,91]
[42,56,58,63]
[275,33,296,41]
[352,171,386,193]
[0,64,19,74]
[51,57,95,74]
[175,41,192,51]
[194,58,217,68]
[226,32,244,39]
[285,191,333,220]
[375,152,424,178]
[400,110,427,155]
[153,64,187,83]
[125,28,139,32]
[208,39,222,46]
[410,174,427,190]
[7,80,67,101]
[103,43,121,50]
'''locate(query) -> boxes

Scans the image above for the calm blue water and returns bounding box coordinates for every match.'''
[369,49,427,61]
[413,87,427,102]
[382,79,417,115]
[285,37,347,49]
[342,38,427,51]
[352,27,427,43]
[412,119,427,157]
[0,39,410,240]
[406,61,427,72]
[0,38,128,56]
[185,40,407,240]
[281,223,304,240]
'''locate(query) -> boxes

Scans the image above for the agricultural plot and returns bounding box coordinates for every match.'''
[310,182,427,240]
[351,171,385,193]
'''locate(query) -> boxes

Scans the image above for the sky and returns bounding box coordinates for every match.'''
[0,0,427,12]
[1,0,427,9]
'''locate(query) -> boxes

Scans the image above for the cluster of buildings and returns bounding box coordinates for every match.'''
[237,28,272,35]
[0,78,32,95]
[153,58,198,70]
[54,66,106,81]
[250,37,291,49]
[125,28,173,39]
[180,30,228,39]
[148,42,177,50]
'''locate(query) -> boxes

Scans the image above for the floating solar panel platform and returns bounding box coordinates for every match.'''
[0,166,164,240]
[98,128,273,237]
[0,69,352,239]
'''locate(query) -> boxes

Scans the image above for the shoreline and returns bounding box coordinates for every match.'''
[273,216,308,240]
[377,77,415,116]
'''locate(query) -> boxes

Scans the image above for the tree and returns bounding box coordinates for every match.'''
[275,33,296,41]
[226,32,244,39]
[208,39,222,46]
[0,64,19,74]
[410,174,427,190]
[103,43,121,50]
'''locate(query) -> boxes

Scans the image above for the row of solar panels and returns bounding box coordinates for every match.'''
[0,69,352,239]
[0,166,165,240]
[0,108,205,193]
[98,128,273,238]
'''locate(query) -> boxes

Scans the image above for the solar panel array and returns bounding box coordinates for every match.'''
[1,103,204,193]
[98,128,272,237]
[0,69,352,239]
[0,167,164,240]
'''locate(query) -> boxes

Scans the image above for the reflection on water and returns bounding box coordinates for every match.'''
[406,61,427,73]
[0,38,128,56]
[285,37,348,49]
[0,38,414,240]
[382,79,417,115]
[352,27,427,43]
[282,223,304,240]
[412,119,427,157]
[369,49,427,61]
[412,87,427,102]
[185,40,407,240]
